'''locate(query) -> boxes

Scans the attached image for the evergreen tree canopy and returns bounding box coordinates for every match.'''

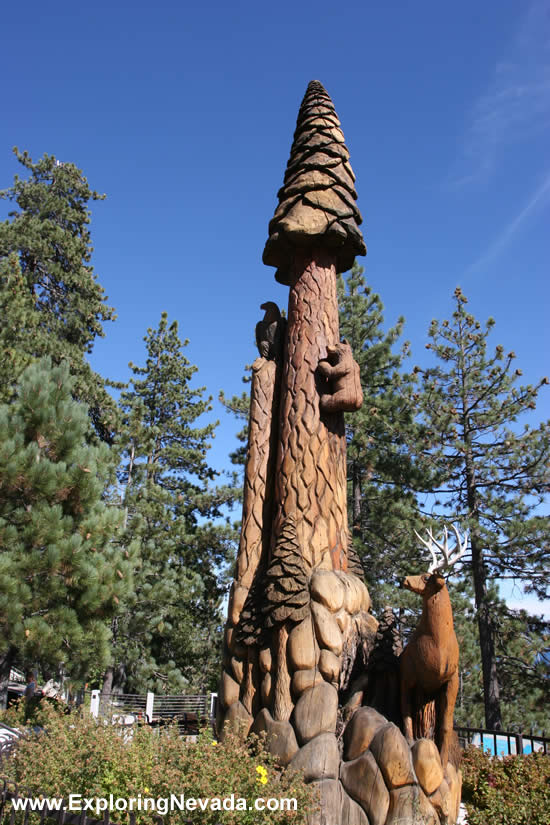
[106,313,238,694]
[415,287,550,728]
[0,149,117,439]
[338,263,425,606]
[0,254,38,400]
[0,358,133,683]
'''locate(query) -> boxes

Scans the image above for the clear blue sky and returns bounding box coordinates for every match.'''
[2,1,549,609]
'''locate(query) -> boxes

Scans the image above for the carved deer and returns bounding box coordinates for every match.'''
[399,525,468,769]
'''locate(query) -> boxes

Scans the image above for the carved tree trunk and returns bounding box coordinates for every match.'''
[237,357,281,591]
[273,249,348,572]
[219,356,281,724]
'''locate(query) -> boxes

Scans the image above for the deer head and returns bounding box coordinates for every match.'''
[403,524,468,595]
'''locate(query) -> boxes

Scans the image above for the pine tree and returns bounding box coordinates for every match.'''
[0,358,133,702]
[415,287,550,729]
[219,370,252,473]
[338,263,425,606]
[0,254,38,402]
[0,149,117,439]
[105,313,238,694]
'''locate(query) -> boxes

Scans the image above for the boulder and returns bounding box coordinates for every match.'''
[259,647,272,674]
[358,580,371,613]
[370,722,416,789]
[318,649,340,682]
[311,601,343,655]
[343,705,388,760]
[250,708,299,766]
[310,570,345,612]
[386,785,438,825]
[293,682,338,744]
[340,788,369,825]
[306,779,340,825]
[289,733,339,781]
[446,763,462,823]
[429,777,451,823]
[261,672,272,706]
[292,668,323,696]
[228,583,248,626]
[220,670,240,708]
[337,573,363,615]
[334,608,350,634]
[231,656,244,683]
[412,738,444,795]
[306,780,369,825]
[288,616,318,670]
[341,750,390,825]
[221,701,252,738]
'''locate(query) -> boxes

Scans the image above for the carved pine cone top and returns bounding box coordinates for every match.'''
[263,80,366,280]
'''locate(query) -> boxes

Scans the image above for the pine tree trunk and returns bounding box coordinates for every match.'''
[352,462,362,540]
[101,666,114,697]
[470,535,502,729]
[272,249,348,571]
[464,440,502,729]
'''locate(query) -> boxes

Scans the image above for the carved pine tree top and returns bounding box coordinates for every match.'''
[263,80,366,283]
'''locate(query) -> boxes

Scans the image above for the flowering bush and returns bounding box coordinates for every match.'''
[462,745,550,825]
[1,702,317,825]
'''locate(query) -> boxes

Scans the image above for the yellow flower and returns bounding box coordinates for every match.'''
[256,765,268,784]
[211,741,218,746]
[144,787,150,794]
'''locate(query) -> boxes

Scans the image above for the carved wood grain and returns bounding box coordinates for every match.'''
[273,249,348,572]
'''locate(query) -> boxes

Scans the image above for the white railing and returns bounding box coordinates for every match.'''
[87,690,217,728]
[8,668,25,684]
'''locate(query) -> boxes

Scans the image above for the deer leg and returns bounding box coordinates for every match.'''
[400,681,414,745]
[436,670,459,770]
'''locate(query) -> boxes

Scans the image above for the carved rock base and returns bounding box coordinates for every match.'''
[220,569,461,824]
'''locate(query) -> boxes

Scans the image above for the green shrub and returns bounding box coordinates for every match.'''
[1,702,317,825]
[462,745,550,825]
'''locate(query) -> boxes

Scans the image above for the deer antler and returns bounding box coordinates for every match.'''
[414,524,469,574]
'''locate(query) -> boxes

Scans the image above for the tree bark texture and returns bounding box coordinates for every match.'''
[273,249,348,572]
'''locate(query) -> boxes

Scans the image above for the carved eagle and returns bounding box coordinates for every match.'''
[255,301,286,361]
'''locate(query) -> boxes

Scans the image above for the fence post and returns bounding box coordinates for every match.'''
[146,692,154,723]
[90,690,100,718]
[515,732,524,755]
[210,693,217,719]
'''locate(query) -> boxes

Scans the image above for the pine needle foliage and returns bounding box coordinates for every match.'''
[415,287,550,728]
[106,313,239,694]
[338,263,426,607]
[0,358,133,682]
[0,149,117,440]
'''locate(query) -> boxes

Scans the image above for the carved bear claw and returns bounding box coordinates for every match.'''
[317,340,363,413]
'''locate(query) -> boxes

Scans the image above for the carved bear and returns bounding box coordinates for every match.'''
[317,339,363,413]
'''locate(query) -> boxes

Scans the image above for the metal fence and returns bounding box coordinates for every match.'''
[86,692,216,735]
[455,724,550,756]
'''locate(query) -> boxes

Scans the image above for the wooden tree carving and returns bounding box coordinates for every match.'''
[400,526,467,768]
[218,81,463,825]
